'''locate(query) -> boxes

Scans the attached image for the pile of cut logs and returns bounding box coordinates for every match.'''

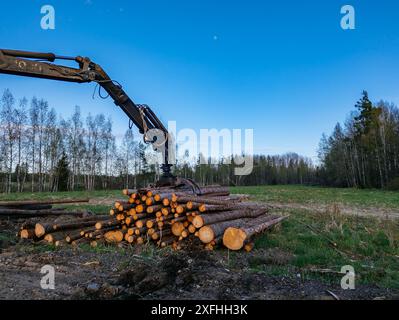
[18,186,287,251]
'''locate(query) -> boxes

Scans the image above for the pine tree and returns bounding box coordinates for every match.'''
[354,90,381,136]
[55,152,70,192]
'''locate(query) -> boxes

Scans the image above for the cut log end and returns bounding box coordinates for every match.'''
[91,240,99,247]
[181,230,188,238]
[186,201,193,210]
[104,230,124,244]
[55,240,64,247]
[223,227,247,251]
[35,224,46,238]
[44,234,54,243]
[244,243,254,252]
[176,205,185,214]
[198,226,215,244]
[135,220,144,229]
[171,222,185,236]
[20,229,34,239]
[188,224,196,234]
[192,216,204,229]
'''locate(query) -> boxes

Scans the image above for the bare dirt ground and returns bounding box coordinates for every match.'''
[88,197,125,206]
[0,243,397,300]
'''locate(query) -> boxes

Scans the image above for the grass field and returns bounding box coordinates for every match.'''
[232,186,399,288]
[1,185,398,289]
[1,185,398,209]
[247,208,398,288]
[232,185,399,210]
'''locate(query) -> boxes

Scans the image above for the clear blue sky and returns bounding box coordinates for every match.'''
[1,0,399,161]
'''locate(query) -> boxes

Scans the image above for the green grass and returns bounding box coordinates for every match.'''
[231,185,399,210]
[3,186,398,210]
[58,204,111,215]
[229,186,399,288]
[0,232,15,243]
[247,208,399,288]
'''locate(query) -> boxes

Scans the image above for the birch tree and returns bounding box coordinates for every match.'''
[14,97,28,192]
[28,97,39,192]
[0,89,16,193]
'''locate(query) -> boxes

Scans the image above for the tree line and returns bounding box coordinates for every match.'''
[0,88,319,192]
[1,88,397,193]
[174,153,316,187]
[318,91,399,189]
[0,89,156,193]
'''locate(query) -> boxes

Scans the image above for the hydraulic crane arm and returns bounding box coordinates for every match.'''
[0,49,175,186]
[0,49,168,135]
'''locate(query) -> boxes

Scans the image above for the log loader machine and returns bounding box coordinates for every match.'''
[0,49,194,189]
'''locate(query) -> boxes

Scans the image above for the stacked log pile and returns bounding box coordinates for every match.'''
[0,198,90,219]
[18,186,287,251]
